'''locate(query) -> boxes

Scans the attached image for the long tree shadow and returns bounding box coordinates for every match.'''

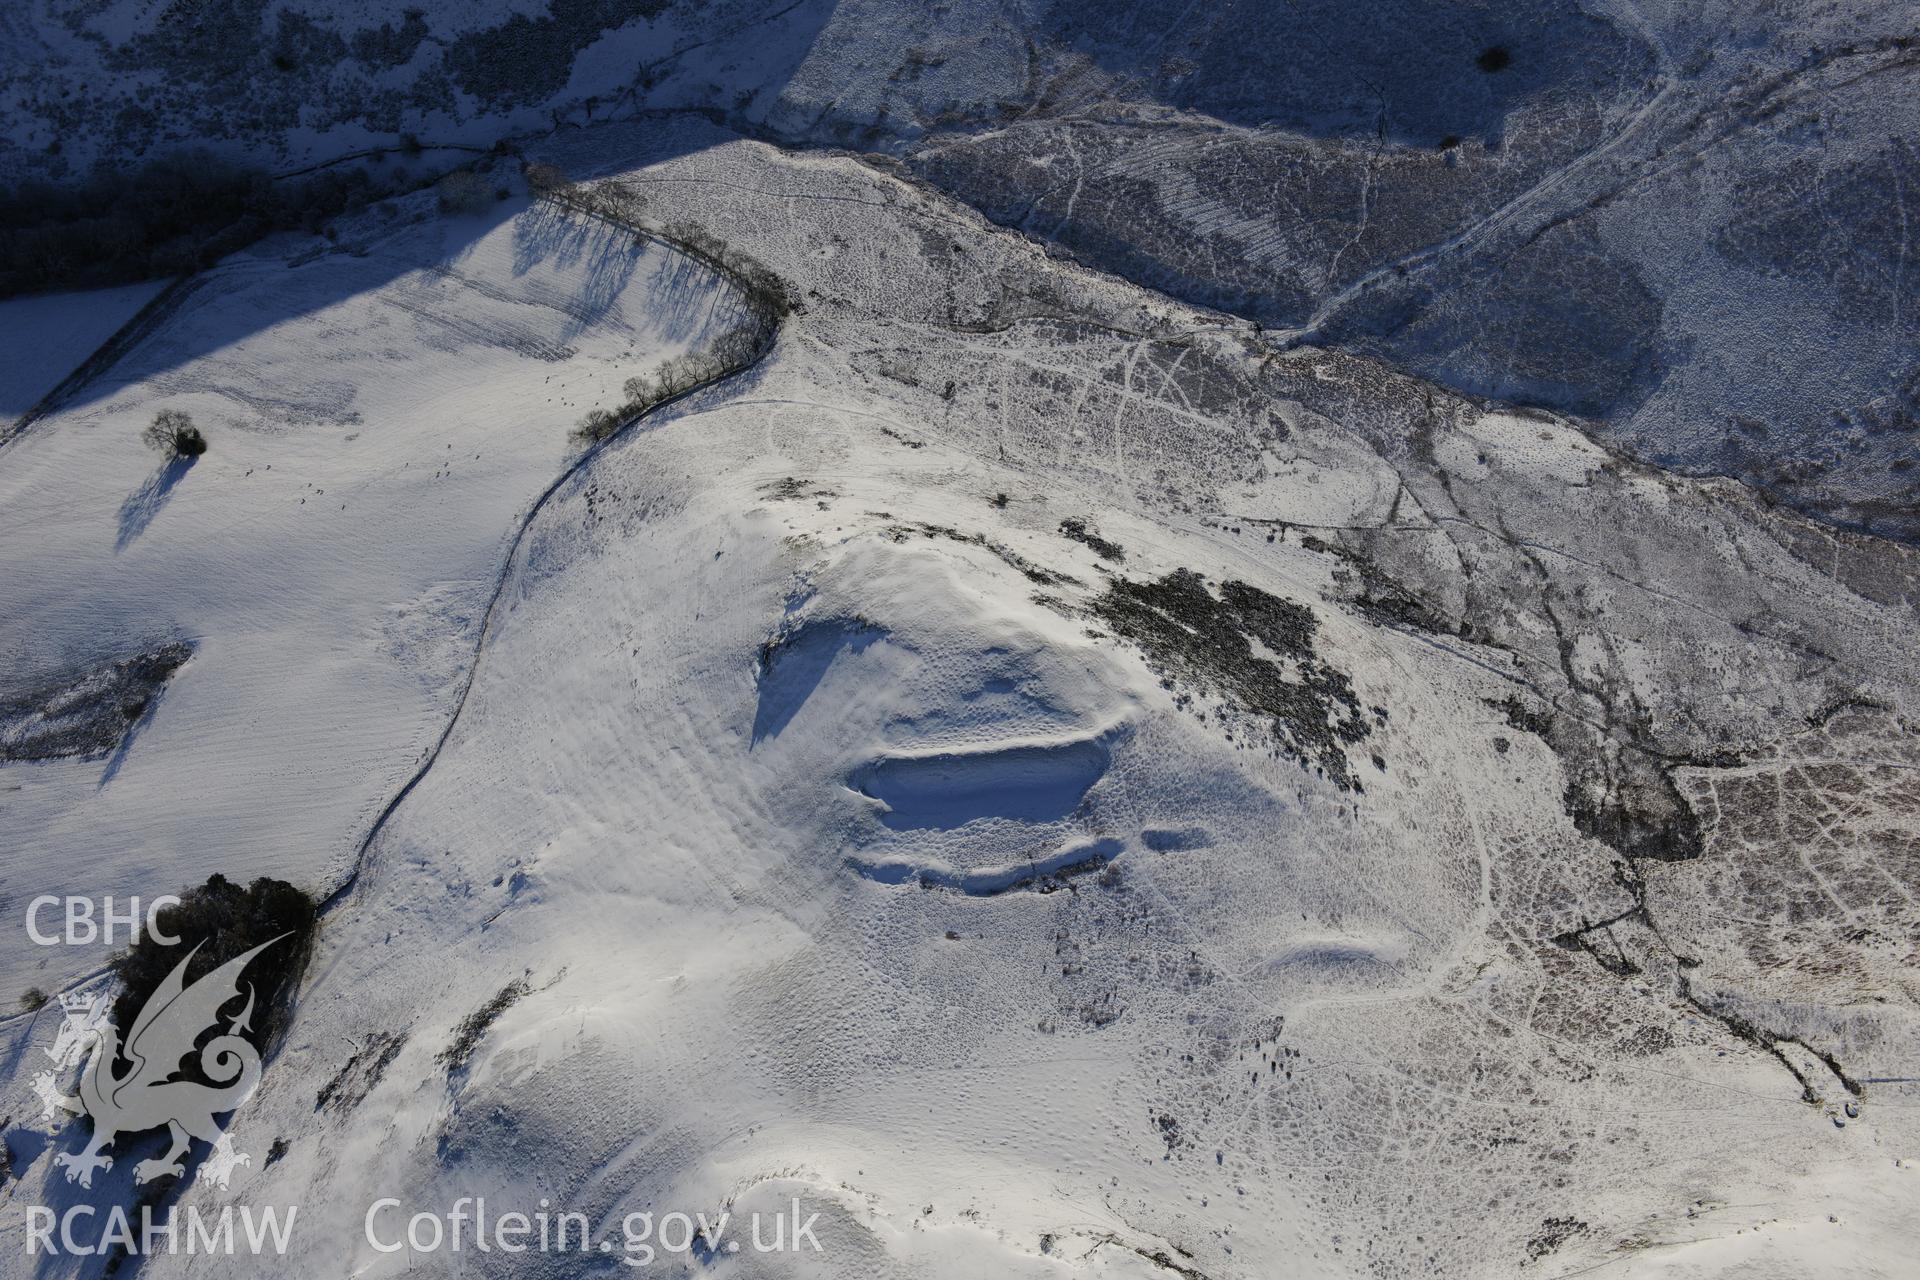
[508,197,647,341]
[115,455,193,551]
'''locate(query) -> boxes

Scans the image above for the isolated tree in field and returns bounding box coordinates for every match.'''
[143,408,206,458]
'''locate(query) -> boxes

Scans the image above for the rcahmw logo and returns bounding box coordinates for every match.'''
[25,1204,296,1259]
[34,937,285,1187]
[26,938,296,1258]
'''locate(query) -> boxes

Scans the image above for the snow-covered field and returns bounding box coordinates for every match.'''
[1,126,1913,1279]
[0,189,754,1000]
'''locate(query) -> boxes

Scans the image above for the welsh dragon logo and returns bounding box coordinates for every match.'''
[33,937,282,1190]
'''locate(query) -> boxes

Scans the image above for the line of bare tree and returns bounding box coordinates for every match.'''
[525,163,793,446]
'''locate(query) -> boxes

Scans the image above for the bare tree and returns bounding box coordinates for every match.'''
[142,409,207,457]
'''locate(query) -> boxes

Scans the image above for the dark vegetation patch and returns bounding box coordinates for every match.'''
[350,9,431,69]
[438,975,532,1075]
[1120,1242,1211,1280]
[1613,1024,1674,1057]
[444,0,672,108]
[1524,1217,1586,1263]
[1301,535,1457,634]
[94,0,341,87]
[1494,695,1707,863]
[316,1030,407,1113]
[0,151,399,298]
[110,875,317,1060]
[879,424,926,448]
[1059,518,1125,561]
[882,520,1079,587]
[435,169,496,215]
[0,642,192,762]
[760,477,838,502]
[1092,571,1371,788]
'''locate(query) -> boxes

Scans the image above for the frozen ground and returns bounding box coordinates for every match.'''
[0,183,755,1000]
[1,127,1913,1278]
[0,0,1912,538]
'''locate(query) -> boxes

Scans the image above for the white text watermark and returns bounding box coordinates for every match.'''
[365,1197,822,1266]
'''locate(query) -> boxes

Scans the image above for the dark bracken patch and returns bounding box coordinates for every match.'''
[1092,570,1372,789]
[882,520,1078,587]
[0,642,192,762]
[1494,695,1705,862]
[316,1030,407,1113]
[1058,518,1125,561]
[445,0,672,109]
[759,476,837,503]
[1525,1216,1587,1263]
[439,975,532,1075]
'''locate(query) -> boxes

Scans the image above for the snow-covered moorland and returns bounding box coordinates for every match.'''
[0,115,1912,1278]
[0,182,758,1000]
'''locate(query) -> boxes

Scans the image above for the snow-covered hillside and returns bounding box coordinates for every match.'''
[0,180,756,1001]
[2,0,1913,537]
[2,122,1913,1279]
